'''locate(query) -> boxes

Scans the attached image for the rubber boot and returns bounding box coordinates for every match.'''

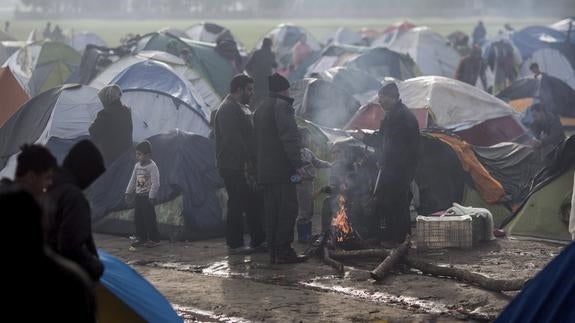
[297,221,312,243]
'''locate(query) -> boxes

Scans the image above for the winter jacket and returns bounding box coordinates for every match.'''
[89,101,132,166]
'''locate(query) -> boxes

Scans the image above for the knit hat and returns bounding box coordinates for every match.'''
[268,73,290,92]
[98,85,123,106]
[378,82,400,100]
[135,140,152,155]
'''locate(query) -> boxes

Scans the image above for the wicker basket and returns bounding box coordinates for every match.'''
[416,215,473,250]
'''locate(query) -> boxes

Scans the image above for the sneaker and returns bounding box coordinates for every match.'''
[227,246,253,255]
[145,240,161,248]
[131,240,147,247]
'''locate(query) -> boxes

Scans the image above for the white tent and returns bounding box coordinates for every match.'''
[90,50,220,117]
[549,18,575,33]
[373,27,460,77]
[519,47,575,90]
[68,32,107,52]
[0,85,210,178]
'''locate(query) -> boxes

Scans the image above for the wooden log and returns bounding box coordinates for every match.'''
[370,236,410,281]
[323,246,345,276]
[331,248,390,259]
[405,257,528,292]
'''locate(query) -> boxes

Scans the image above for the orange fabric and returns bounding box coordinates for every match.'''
[0,67,29,127]
[430,133,505,204]
[509,98,534,113]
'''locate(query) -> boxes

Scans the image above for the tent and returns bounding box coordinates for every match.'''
[518,47,575,90]
[255,24,322,73]
[90,50,221,114]
[345,102,429,131]
[134,32,234,98]
[305,44,365,76]
[372,27,460,77]
[0,84,211,178]
[184,22,236,44]
[324,27,363,46]
[2,41,81,96]
[497,76,575,119]
[502,136,575,242]
[373,21,416,48]
[511,26,571,60]
[109,60,210,119]
[0,67,29,127]
[549,17,575,36]
[90,131,224,241]
[97,250,182,322]
[319,66,381,98]
[345,47,420,81]
[292,78,360,128]
[68,31,107,53]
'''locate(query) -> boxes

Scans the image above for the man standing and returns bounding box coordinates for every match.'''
[214,74,265,254]
[472,21,486,45]
[530,63,558,115]
[455,45,488,91]
[253,73,307,264]
[245,38,277,105]
[353,83,420,246]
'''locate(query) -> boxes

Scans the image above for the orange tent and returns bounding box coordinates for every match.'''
[0,67,29,127]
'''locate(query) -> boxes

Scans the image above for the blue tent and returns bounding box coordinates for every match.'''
[111,60,207,119]
[495,242,575,323]
[98,250,182,322]
[89,130,224,240]
[511,26,569,60]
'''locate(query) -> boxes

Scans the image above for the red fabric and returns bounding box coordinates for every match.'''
[454,115,526,146]
[0,67,29,127]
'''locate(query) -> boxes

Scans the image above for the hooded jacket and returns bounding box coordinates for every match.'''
[89,100,132,166]
[45,140,105,281]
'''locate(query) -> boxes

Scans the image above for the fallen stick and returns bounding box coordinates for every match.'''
[370,236,410,281]
[331,248,527,291]
[323,246,345,276]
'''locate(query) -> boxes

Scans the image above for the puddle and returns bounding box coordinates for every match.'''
[149,259,255,279]
[174,304,251,323]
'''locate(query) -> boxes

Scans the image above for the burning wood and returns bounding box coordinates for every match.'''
[331,194,353,243]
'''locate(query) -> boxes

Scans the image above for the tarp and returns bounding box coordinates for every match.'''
[89,131,224,239]
[0,67,29,127]
[110,60,207,118]
[98,250,182,323]
[496,242,575,323]
[375,27,460,77]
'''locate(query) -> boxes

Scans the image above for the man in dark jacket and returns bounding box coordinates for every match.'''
[253,73,307,264]
[89,85,133,166]
[214,74,265,254]
[45,140,106,281]
[245,38,277,106]
[455,45,488,91]
[353,83,420,245]
[472,21,486,45]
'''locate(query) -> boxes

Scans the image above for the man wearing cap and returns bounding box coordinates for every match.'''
[89,85,133,166]
[253,73,307,264]
[353,82,420,246]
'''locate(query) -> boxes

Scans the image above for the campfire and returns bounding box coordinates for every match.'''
[331,194,353,243]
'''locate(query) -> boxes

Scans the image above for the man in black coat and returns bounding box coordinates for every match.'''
[253,73,307,264]
[89,85,133,166]
[245,38,277,105]
[353,82,420,245]
[214,74,265,254]
[45,140,106,281]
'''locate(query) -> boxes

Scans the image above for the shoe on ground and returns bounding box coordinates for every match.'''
[145,240,161,248]
[131,240,147,247]
[227,246,253,255]
[250,243,269,253]
[274,248,308,264]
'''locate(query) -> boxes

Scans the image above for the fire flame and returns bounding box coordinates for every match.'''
[331,194,353,242]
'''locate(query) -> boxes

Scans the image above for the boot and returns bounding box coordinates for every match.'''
[274,247,308,264]
[297,221,312,243]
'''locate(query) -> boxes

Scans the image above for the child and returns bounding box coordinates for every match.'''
[125,141,161,248]
[296,127,331,242]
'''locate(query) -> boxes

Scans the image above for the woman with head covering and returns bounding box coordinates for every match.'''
[89,85,133,166]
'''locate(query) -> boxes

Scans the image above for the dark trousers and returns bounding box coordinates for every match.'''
[370,178,412,244]
[221,170,265,248]
[262,183,298,253]
[134,195,160,242]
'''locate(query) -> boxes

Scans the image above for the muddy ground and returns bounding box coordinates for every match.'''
[95,232,566,323]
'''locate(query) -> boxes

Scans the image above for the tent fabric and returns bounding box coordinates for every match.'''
[429,133,505,204]
[498,76,575,118]
[98,250,182,323]
[184,23,235,44]
[376,27,460,77]
[0,67,29,127]
[496,242,575,323]
[324,27,363,46]
[110,60,207,118]
[305,44,364,76]
[344,102,429,131]
[549,17,575,35]
[345,47,420,81]
[292,78,360,128]
[511,26,570,60]
[69,32,107,52]
[319,66,381,95]
[453,115,529,147]
[519,48,575,90]
[89,131,224,239]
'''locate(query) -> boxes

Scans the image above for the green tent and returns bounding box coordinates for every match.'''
[136,32,234,98]
[29,41,81,95]
[461,185,513,227]
[504,169,574,242]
